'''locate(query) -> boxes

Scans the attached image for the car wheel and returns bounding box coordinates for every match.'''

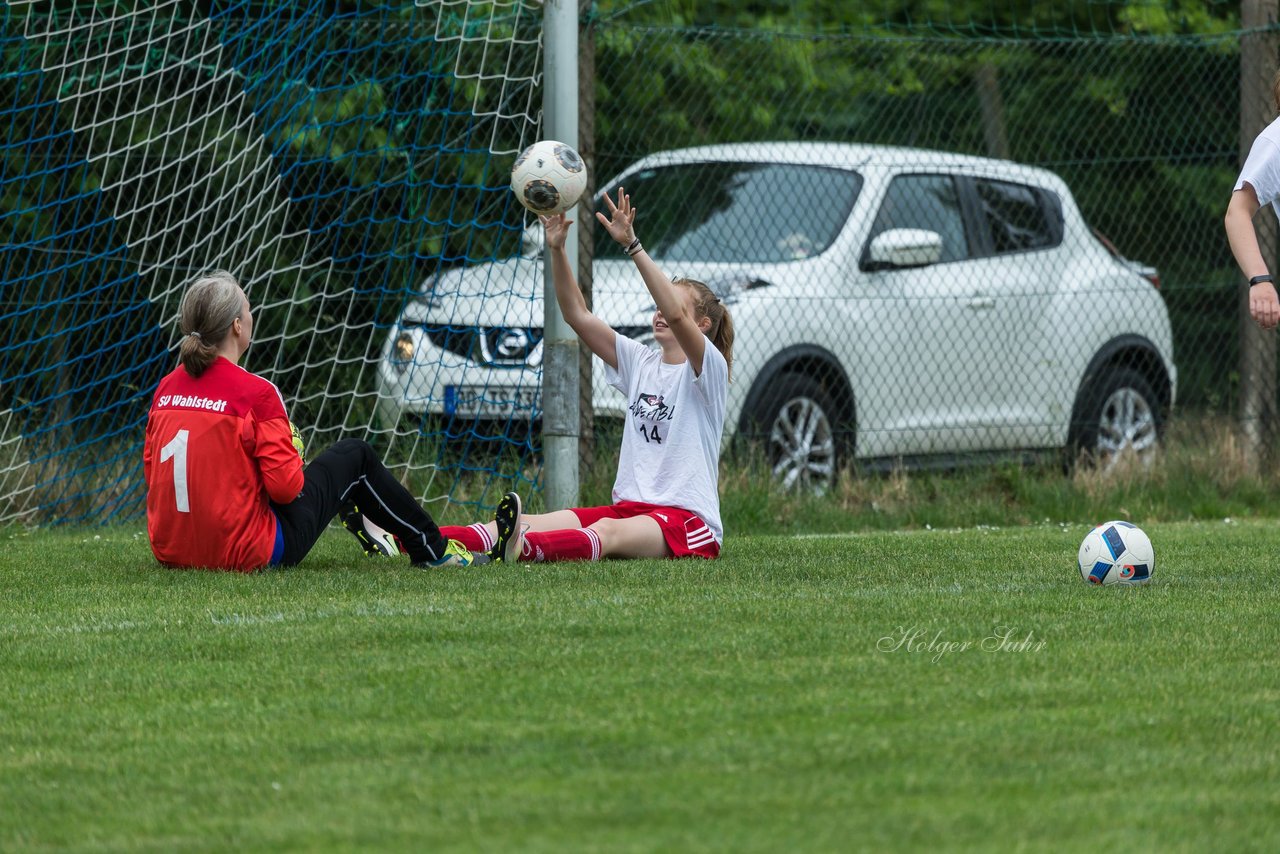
[1068,366,1164,470]
[746,372,841,494]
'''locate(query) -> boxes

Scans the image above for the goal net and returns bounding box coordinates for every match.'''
[0,0,546,526]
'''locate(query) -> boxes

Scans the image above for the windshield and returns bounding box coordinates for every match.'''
[595,161,862,264]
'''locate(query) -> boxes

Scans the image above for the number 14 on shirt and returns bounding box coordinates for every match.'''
[638,423,663,444]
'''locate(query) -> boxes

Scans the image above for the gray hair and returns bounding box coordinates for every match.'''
[177,270,244,377]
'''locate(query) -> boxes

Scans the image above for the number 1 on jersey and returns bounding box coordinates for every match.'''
[160,429,191,513]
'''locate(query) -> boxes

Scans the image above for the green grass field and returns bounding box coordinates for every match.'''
[3,519,1279,851]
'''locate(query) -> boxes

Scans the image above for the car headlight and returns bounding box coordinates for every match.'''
[393,332,414,372]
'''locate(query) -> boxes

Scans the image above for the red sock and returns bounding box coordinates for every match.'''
[437,523,492,552]
[522,528,601,562]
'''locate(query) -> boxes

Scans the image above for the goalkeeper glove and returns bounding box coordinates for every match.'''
[289,421,305,462]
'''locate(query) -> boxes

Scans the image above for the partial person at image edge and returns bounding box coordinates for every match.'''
[1226,68,1280,331]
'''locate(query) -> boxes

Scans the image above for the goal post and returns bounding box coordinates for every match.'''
[539,0,580,511]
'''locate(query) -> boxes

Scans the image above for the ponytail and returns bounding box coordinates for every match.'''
[177,271,243,378]
[673,277,735,381]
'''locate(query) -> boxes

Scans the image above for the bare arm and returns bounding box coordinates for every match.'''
[1227,184,1267,277]
[542,213,618,369]
[1226,183,1280,330]
[595,189,708,374]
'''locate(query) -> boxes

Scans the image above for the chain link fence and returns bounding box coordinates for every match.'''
[570,23,1250,484]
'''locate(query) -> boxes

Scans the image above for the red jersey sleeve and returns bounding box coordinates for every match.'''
[241,396,304,504]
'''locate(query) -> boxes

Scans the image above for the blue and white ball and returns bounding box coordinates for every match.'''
[511,140,587,215]
[1078,521,1154,585]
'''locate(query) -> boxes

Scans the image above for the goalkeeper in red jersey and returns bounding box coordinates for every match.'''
[143,271,478,572]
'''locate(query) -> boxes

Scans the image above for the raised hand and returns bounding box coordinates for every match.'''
[595,187,637,247]
[540,212,572,251]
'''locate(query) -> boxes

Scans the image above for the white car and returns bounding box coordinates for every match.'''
[377,142,1176,490]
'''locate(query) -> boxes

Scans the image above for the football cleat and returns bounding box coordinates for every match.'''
[488,491,524,563]
[421,538,483,568]
[339,501,400,558]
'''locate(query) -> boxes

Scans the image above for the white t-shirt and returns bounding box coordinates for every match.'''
[1236,114,1280,213]
[605,333,728,544]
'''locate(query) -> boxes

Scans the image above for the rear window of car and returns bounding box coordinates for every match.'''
[597,162,862,264]
[973,178,1063,254]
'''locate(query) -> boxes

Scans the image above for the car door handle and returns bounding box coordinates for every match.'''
[966,296,995,310]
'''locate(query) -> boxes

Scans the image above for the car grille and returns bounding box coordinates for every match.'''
[417,323,652,366]
[422,325,543,366]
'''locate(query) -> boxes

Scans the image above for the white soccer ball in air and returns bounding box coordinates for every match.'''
[511,140,587,215]
[1077,520,1154,585]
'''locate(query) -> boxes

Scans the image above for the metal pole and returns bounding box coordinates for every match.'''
[541,0,580,510]
[577,1,596,477]
[1240,0,1279,471]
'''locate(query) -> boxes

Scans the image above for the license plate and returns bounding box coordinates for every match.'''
[444,385,540,417]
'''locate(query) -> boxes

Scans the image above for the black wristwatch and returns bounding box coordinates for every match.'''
[1250,274,1274,287]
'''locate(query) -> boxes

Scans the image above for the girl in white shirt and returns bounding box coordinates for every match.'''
[441,189,735,562]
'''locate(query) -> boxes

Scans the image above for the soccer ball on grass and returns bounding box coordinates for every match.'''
[510,140,587,215]
[1077,520,1154,585]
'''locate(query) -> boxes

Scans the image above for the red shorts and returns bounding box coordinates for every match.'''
[572,500,720,559]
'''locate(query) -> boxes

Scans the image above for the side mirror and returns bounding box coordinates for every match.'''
[866,228,944,269]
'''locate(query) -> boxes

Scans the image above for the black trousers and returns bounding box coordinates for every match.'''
[271,438,447,566]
